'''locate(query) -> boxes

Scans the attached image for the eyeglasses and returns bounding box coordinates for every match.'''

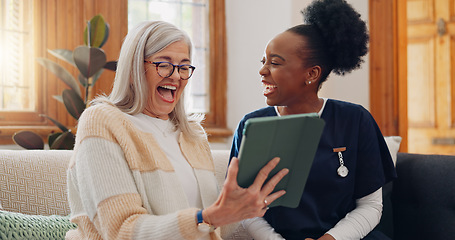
[144,61,196,80]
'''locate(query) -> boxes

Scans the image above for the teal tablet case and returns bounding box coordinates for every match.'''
[237,113,325,208]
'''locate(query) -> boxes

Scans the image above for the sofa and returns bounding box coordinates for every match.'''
[1,148,454,239]
[0,150,75,239]
[376,152,455,240]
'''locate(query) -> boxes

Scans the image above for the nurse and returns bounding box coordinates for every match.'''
[230,0,397,239]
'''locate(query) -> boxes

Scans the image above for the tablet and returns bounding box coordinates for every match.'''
[237,113,325,208]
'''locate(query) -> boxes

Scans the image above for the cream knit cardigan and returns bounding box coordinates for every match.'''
[66,103,236,240]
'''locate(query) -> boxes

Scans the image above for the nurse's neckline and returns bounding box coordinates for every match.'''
[277,98,324,116]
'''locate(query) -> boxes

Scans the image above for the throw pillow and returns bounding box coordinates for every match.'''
[0,210,77,240]
[384,136,402,166]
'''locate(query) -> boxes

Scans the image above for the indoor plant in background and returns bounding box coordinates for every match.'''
[12,14,116,150]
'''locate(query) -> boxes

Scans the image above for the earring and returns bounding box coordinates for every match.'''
[308,81,312,85]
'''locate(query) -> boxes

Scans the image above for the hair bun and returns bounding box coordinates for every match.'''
[303,0,369,75]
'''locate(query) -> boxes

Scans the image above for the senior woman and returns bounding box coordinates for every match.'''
[65,21,288,240]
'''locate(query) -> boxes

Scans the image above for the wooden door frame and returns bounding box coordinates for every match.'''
[369,0,408,152]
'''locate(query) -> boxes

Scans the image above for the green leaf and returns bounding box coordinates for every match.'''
[39,114,69,132]
[104,61,117,71]
[48,49,76,66]
[78,74,88,87]
[50,131,75,150]
[84,14,107,48]
[37,58,82,97]
[12,131,44,150]
[73,46,107,78]
[62,89,86,120]
[99,22,110,48]
[79,69,103,87]
[53,95,64,103]
[91,68,104,86]
[48,132,62,148]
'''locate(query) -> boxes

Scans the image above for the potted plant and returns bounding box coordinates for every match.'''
[12,14,116,150]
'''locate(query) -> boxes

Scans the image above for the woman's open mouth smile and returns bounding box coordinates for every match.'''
[263,83,277,96]
[157,84,177,103]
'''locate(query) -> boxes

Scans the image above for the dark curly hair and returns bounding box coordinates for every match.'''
[287,0,369,84]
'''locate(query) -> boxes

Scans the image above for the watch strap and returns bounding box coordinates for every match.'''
[196,209,216,233]
[196,209,204,224]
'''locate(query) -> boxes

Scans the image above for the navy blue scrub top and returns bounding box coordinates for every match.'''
[230,99,397,239]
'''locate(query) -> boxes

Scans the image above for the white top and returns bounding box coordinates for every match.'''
[125,113,203,209]
[274,97,327,117]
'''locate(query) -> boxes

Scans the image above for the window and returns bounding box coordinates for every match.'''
[0,0,35,111]
[129,0,209,113]
[128,0,229,140]
[0,0,47,134]
[0,0,228,145]
[0,0,130,144]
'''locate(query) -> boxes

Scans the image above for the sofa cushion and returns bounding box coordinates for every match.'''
[0,150,72,216]
[0,210,76,239]
[212,149,230,190]
[392,153,455,239]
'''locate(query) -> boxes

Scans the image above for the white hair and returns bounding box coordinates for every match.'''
[94,21,204,141]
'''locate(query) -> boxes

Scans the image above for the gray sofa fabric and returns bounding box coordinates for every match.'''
[378,153,455,240]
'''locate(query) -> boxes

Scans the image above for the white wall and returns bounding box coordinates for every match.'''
[212,0,369,150]
[304,0,370,110]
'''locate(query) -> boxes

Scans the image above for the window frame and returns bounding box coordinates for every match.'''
[0,0,51,144]
[203,0,230,141]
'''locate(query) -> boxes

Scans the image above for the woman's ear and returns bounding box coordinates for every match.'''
[306,66,321,85]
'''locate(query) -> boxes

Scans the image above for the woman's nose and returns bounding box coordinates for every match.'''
[169,67,182,80]
[259,64,269,76]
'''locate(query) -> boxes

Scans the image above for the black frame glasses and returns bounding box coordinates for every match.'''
[144,61,196,80]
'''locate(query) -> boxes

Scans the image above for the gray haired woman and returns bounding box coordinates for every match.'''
[65,20,288,240]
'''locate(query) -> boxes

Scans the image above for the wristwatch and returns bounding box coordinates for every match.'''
[196,209,216,233]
